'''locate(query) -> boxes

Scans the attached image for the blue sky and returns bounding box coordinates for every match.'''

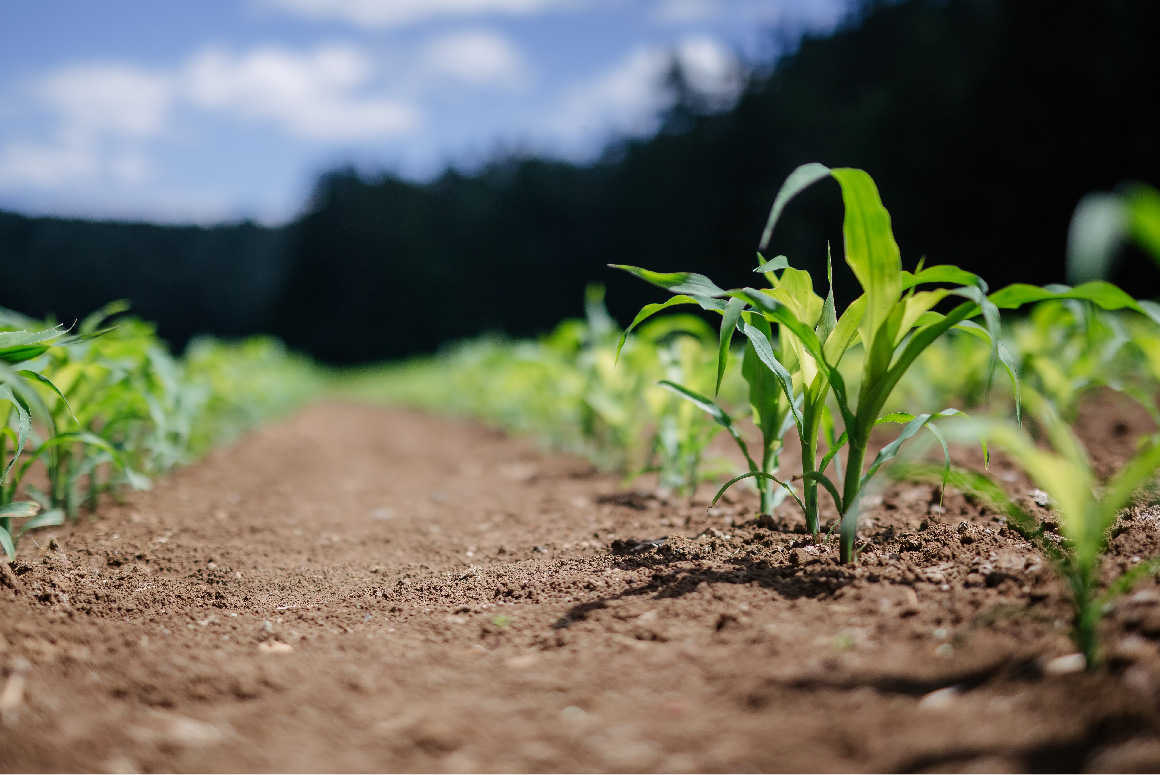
[0,0,849,225]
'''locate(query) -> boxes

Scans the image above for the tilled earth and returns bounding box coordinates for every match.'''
[4,399,1160,772]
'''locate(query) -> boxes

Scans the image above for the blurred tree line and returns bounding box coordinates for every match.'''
[1,0,1157,363]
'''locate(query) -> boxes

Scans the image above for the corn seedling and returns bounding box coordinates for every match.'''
[614,165,1008,560]
[944,392,1160,667]
[1012,300,1144,421]
[647,330,728,496]
[1,321,81,558]
[615,164,1160,564]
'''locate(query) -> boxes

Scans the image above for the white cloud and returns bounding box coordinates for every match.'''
[0,65,170,189]
[259,0,572,29]
[674,35,740,97]
[419,29,530,88]
[183,44,421,139]
[548,36,739,146]
[37,64,173,140]
[0,140,97,188]
[553,47,668,136]
[0,138,153,189]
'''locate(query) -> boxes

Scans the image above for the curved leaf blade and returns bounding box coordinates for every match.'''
[758,163,831,250]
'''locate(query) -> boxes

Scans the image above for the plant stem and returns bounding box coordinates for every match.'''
[1070,569,1099,667]
[801,434,819,539]
[760,443,775,514]
[839,438,868,564]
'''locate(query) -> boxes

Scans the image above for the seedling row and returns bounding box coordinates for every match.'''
[1,308,322,560]
[5,166,1160,669]
[355,167,1160,666]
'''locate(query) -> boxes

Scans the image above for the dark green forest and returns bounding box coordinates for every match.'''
[2,0,1158,363]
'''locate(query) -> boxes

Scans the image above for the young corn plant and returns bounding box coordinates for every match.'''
[616,164,1160,564]
[613,279,797,516]
[1012,300,1142,421]
[1,362,45,560]
[1,322,81,559]
[647,330,728,496]
[615,164,1012,560]
[946,391,1160,667]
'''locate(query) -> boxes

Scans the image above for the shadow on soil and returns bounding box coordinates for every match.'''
[552,547,854,633]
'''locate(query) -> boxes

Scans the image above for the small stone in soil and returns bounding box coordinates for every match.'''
[1042,653,1086,675]
[559,706,587,722]
[918,685,960,710]
[257,641,293,654]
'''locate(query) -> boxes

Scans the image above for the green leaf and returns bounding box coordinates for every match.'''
[818,430,849,475]
[902,265,983,290]
[0,524,14,561]
[1127,184,1160,262]
[860,409,964,494]
[862,297,980,433]
[716,297,746,395]
[822,295,866,367]
[800,471,843,513]
[712,470,805,514]
[1067,192,1128,285]
[0,327,66,350]
[816,247,838,346]
[610,265,728,297]
[830,168,902,354]
[1098,439,1160,532]
[0,383,32,482]
[758,163,831,250]
[614,294,722,361]
[659,380,760,476]
[0,344,53,364]
[0,501,39,519]
[122,467,152,491]
[79,300,131,336]
[659,380,728,424]
[1099,558,1160,609]
[754,254,789,273]
[738,289,828,362]
[989,281,1159,326]
[17,369,78,422]
[19,508,65,534]
[740,315,785,449]
[739,320,803,428]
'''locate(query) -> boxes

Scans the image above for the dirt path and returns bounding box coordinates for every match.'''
[3,401,1160,772]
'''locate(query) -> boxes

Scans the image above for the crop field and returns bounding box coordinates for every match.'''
[5,168,1160,771]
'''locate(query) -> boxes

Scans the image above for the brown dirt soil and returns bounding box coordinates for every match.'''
[4,398,1160,772]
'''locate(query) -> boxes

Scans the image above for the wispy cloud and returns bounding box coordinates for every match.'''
[0,64,171,188]
[546,36,740,151]
[418,29,531,89]
[184,44,421,140]
[0,141,96,188]
[258,0,574,29]
[39,64,173,140]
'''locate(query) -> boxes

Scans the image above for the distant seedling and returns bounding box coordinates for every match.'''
[945,392,1160,667]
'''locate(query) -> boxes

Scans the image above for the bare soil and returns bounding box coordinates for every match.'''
[4,398,1160,773]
